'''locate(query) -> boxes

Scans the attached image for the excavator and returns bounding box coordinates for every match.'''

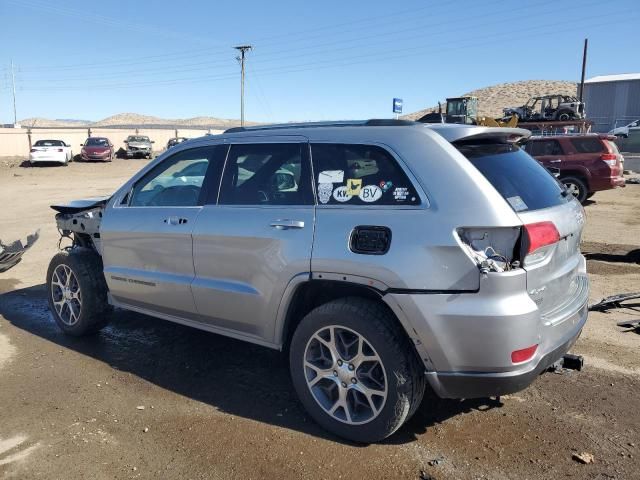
[417,96,518,127]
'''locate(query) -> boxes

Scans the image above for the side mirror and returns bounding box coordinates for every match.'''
[124,140,128,143]
[151,140,155,143]
[80,144,84,147]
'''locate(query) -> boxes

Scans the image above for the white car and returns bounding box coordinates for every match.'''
[609,119,639,138]
[29,139,73,165]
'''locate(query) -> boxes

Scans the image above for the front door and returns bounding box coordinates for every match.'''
[191,138,315,342]
[101,145,224,317]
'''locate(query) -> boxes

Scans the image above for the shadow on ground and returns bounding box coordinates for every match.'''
[0,283,502,445]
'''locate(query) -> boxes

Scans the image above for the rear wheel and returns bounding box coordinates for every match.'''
[561,175,588,204]
[46,248,111,336]
[289,298,425,443]
[557,110,574,121]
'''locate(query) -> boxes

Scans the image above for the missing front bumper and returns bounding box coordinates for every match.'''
[0,230,40,273]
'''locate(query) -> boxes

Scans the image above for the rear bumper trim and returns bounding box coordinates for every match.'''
[426,303,587,399]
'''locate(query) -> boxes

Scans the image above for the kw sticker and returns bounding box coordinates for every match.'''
[359,185,383,203]
[346,178,362,196]
[317,183,333,204]
[332,186,352,202]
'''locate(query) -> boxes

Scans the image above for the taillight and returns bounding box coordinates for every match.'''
[601,153,618,166]
[523,222,560,256]
[511,344,538,363]
[57,148,63,152]
[30,148,36,152]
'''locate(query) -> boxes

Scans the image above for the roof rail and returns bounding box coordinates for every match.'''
[224,119,417,134]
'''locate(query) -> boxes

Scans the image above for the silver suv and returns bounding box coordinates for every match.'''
[46,120,589,443]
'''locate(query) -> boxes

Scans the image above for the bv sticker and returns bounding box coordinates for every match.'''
[359,185,382,202]
[332,186,352,202]
[346,178,362,196]
[317,183,333,204]
[318,170,344,184]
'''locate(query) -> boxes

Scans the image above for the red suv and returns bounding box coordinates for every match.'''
[523,134,625,203]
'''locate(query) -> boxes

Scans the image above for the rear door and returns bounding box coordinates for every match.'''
[190,137,315,342]
[525,138,565,168]
[101,145,224,316]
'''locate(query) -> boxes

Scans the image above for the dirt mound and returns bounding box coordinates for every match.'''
[402,80,578,120]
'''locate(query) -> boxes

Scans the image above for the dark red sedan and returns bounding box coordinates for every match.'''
[523,134,625,203]
[80,137,114,162]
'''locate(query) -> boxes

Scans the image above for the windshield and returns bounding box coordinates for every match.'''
[457,143,570,212]
[86,138,109,146]
[128,136,149,142]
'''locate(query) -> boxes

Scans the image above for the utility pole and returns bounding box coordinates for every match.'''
[11,60,17,125]
[579,38,588,103]
[234,45,252,127]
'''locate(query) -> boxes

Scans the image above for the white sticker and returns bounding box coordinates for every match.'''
[507,195,528,211]
[359,185,382,203]
[332,186,352,202]
[318,170,344,184]
[317,183,333,204]
[393,187,409,201]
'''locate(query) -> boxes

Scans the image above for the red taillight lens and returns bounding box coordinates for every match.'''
[30,148,36,152]
[57,148,63,152]
[524,221,560,255]
[511,344,538,363]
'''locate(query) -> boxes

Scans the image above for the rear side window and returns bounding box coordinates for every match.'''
[458,143,569,212]
[311,143,419,205]
[570,137,604,153]
[525,139,563,156]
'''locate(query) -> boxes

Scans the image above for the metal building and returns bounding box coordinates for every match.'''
[582,73,640,132]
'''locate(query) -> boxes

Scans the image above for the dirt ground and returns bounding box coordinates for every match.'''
[0,156,639,480]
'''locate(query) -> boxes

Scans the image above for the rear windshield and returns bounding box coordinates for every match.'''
[457,143,569,212]
[570,137,604,153]
[34,140,64,147]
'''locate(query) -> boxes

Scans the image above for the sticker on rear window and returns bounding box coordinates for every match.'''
[317,183,333,204]
[507,195,528,211]
[318,170,344,184]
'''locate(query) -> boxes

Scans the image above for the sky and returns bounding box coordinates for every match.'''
[1,0,639,124]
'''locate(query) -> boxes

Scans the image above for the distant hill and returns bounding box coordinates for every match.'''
[18,113,252,129]
[402,80,578,120]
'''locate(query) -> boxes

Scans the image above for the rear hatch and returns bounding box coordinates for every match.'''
[456,142,587,321]
[31,143,64,157]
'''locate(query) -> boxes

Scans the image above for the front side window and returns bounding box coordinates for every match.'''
[129,146,217,207]
[218,143,311,205]
[311,143,420,206]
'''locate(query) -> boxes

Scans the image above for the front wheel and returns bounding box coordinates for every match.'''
[289,298,425,443]
[561,176,589,204]
[46,249,111,336]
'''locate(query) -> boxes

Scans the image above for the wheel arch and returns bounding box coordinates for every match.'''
[275,278,424,359]
[559,169,591,190]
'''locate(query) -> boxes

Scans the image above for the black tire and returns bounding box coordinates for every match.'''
[289,297,425,443]
[557,110,574,121]
[46,248,111,336]
[560,175,589,204]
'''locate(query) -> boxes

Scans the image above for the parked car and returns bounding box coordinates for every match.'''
[46,121,588,443]
[29,139,73,165]
[609,119,639,138]
[124,135,154,158]
[523,134,625,203]
[80,137,114,162]
[166,137,188,149]
[503,95,585,122]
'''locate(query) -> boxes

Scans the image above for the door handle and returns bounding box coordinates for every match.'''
[164,216,188,225]
[549,159,562,163]
[270,219,305,230]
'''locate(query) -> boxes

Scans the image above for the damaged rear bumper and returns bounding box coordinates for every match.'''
[0,231,39,273]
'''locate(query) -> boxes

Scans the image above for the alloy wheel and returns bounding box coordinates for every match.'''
[303,325,387,425]
[50,264,82,326]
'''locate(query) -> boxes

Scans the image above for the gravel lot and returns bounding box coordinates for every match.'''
[1,157,639,479]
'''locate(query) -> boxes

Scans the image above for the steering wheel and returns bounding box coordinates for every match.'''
[148,185,201,206]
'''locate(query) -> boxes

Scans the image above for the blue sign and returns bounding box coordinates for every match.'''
[392,98,403,114]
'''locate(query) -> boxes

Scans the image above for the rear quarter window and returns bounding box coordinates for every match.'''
[457,143,570,212]
[570,137,605,153]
